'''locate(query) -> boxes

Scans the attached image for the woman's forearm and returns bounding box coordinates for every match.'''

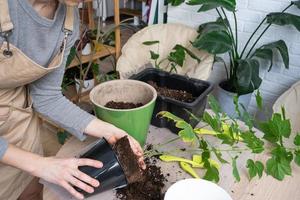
[1,144,42,175]
[84,118,127,139]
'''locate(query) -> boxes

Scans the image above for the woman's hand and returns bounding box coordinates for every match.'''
[85,119,146,169]
[32,157,102,200]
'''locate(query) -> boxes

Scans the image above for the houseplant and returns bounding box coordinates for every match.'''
[143,95,300,182]
[168,0,300,116]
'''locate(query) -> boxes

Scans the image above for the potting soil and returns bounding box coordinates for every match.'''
[115,142,166,200]
[113,136,145,184]
[148,81,194,103]
[116,157,166,200]
[105,101,144,109]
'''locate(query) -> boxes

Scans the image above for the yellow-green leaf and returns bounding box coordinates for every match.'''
[180,162,200,179]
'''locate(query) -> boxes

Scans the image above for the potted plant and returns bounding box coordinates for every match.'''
[168,0,300,116]
[129,41,214,133]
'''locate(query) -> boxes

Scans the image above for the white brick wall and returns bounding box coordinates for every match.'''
[167,0,300,118]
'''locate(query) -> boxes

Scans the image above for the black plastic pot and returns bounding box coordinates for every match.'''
[130,68,213,133]
[75,138,127,197]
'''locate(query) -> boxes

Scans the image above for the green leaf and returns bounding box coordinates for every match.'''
[143,40,160,45]
[266,146,293,180]
[236,59,262,95]
[167,0,185,6]
[202,111,221,132]
[232,156,240,182]
[292,1,300,9]
[246,159,257,180]
[267,13,300,32]
[255,90,263,110]
[157,111,197,142]
[294,133,300,146]
[266,156,291,180]
[246,159,265,180]
[187,0,236,12]
[241,131,264,153]
[66,46,76,67]
[260,113,291,143]
[295,150,300,166]
[254,40,289,70]
[150,50,159,60]
[240,104,254,130]
[252,48,273,71]
[57,130,69,145]
[175,45,201,63]
[203,162,220,182]
[208,95,222,114]
[212,147,229,164]
[255,161,264,178]
[193,31,232,54]
[168,45,186,67]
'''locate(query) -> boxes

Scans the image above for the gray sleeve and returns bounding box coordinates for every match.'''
[0,137,8,160]
[29,28,95,141]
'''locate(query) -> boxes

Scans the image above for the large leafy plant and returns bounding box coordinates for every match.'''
[168,0,300,95]
[144,94,300,182]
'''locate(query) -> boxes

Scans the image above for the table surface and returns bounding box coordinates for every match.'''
[43,118,300,200]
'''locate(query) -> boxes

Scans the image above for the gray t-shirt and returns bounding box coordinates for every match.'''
[0,0,95,159]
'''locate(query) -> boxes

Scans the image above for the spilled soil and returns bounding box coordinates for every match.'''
[148,81,194,103]
[105,101,144,109]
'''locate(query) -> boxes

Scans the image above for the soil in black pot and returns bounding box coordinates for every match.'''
[115,142,166,200]
[113,136,145,184]
[148,81,195,103]
[105,101,144,109]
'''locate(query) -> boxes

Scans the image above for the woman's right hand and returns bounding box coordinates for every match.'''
[32,157,102,200]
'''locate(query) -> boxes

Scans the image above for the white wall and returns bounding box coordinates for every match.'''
[167,0,300,118]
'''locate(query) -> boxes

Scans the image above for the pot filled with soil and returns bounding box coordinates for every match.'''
[130,68,213,133]
[77,136,166,199]
[215,80,252,118]
[90,79,157,145]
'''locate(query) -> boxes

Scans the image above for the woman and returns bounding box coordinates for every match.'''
[0,0,145,199]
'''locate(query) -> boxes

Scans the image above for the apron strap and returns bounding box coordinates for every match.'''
[0,0,14,33]
[64,6,74,33]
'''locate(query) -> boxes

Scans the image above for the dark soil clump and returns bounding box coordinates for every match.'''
[116,158,166,200]
[148,81,195,103]
[113,137,144,184]
[105,101,144,109]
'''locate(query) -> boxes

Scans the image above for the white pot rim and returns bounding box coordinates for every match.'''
[90,79,157,112]
[164,179,232,200]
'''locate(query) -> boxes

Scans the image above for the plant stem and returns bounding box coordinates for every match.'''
[245,3,293,58]
[220,8,237,58]
[233,11,238,57]
[240,18,266,58]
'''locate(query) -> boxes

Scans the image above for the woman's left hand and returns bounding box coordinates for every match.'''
[85,119,146,169]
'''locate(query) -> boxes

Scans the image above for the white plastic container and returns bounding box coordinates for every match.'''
[164,179,232,200]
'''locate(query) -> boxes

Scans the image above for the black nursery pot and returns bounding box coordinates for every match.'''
[75,138,127,197]
[130,68,213,133]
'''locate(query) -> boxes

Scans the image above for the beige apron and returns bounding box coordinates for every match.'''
[0,1,74,199]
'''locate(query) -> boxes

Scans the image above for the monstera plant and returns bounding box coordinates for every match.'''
[168,0,300,96]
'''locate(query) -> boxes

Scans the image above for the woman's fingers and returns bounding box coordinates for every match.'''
[77,158,103,168]
[68,175,94,194]
[73,170,100,188]
[60,180,84,200]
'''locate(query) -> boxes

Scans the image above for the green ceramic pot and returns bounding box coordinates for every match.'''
[90,80,157,146]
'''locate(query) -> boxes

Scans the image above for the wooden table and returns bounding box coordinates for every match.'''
[43,120,300,200]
